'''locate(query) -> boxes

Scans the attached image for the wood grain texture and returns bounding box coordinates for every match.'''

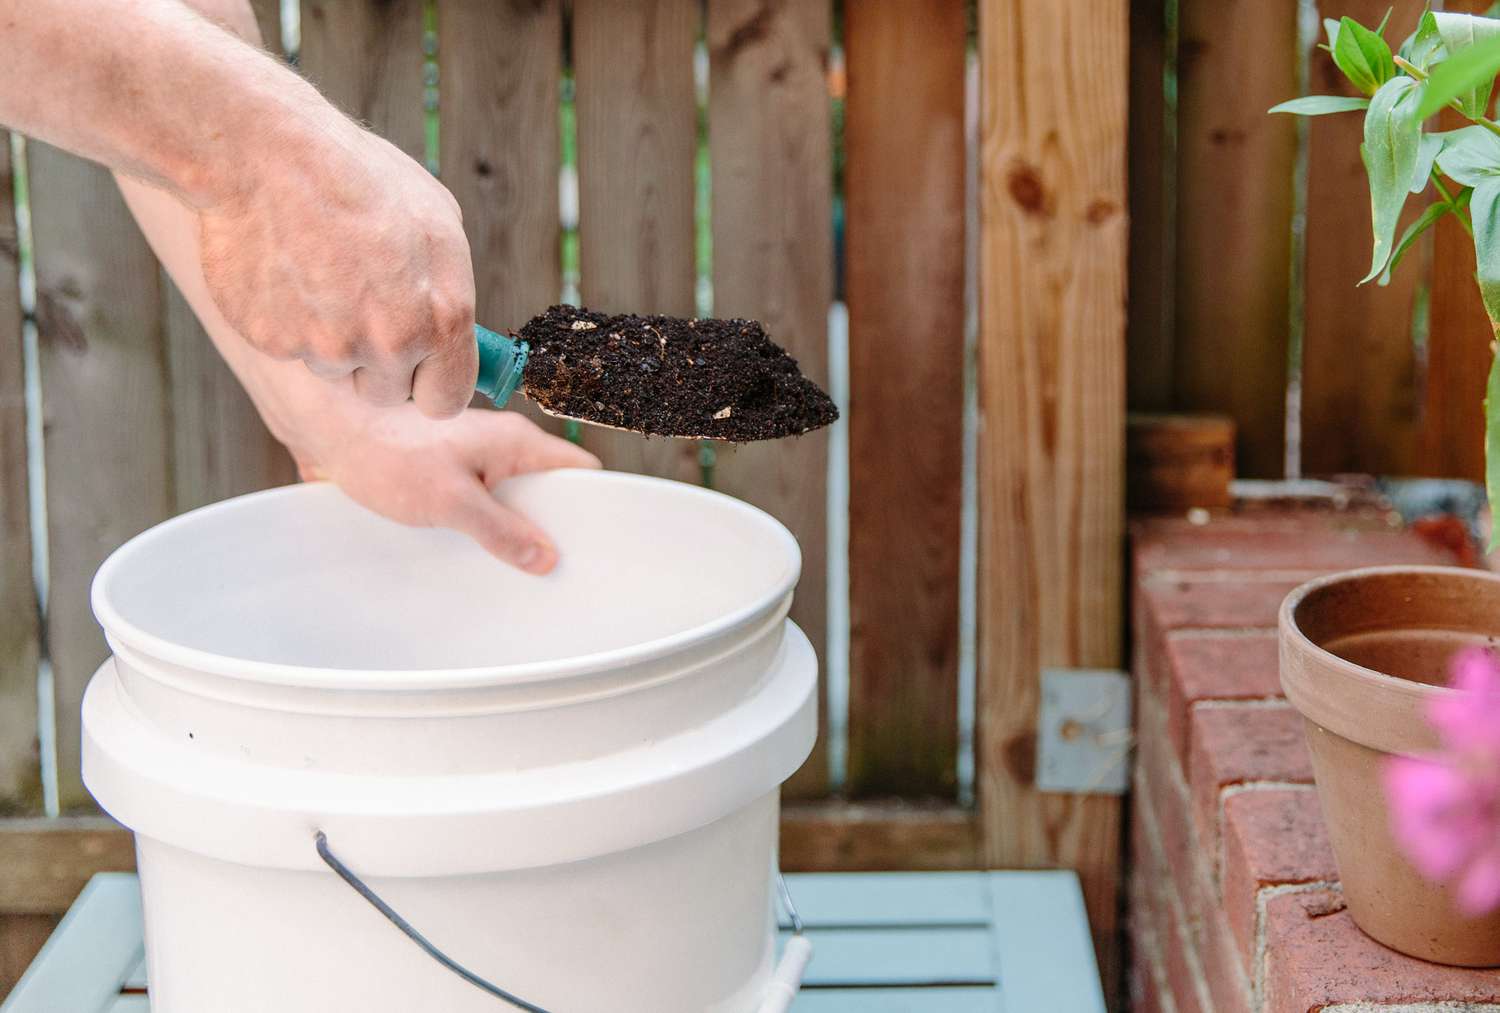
[164,279,296,512]
[248,0,281,54]
[1300,0,1426,477]
[1175,0,1298,477]
[1421,0,1492,483]
[1127,0,1172,411]
[843,0,965,799]
[1424,217,1491,481]
[0,818,135,914]
[29,146,172,812]
[572,0,701,481]
[0,914,59,1001]
[780,803,980,873]
[707,0,832,798]
[977,0,1128,991]
[0,134,41,814]
[438,0,565,433]
[299,0,427,161]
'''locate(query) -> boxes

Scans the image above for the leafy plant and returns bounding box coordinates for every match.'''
[1272,7,1500,534]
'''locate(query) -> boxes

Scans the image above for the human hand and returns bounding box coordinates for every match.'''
[197,109,478,419]
[289,401,602,574]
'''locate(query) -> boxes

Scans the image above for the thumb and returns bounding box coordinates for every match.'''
[442,478,558,575]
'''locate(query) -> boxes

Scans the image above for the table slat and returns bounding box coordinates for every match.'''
[794,988,1001,1012]
[1,874,142,1013]
[779,872,992,927]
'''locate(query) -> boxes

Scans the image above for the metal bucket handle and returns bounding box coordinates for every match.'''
[316,830,811,1012]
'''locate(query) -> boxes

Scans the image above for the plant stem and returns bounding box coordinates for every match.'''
[1432,171,1476,237]
[1394,55,1500,137]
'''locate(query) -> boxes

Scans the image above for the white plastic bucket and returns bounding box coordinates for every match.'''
[82,470,817,1013]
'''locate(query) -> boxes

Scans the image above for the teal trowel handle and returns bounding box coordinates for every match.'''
[474,324,529,407]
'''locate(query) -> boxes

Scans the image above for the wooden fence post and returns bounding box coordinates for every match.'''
[1174,0,1299,477]
[977,0,1129,990]
[573,0,701,483]
[843,0,967,800]
[0,134,40,815]
[1421,0,1492,482]
[706,0,834,797]
[29,145,172,813]
[1300,0,1426,476]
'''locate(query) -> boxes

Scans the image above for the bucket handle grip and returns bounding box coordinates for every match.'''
[315,830,553,1013]
[315,830,811,1012]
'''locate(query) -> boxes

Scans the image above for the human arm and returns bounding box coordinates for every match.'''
[0,0,477,416]
[116,172,599,575]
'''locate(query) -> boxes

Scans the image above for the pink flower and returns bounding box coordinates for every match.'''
[1383,648,1500,917]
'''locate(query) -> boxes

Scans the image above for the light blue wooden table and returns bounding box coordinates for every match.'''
[2,871,1105,1012]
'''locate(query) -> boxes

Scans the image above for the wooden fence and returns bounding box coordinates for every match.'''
[0,0,1130,998]
[1131,0,1495,481]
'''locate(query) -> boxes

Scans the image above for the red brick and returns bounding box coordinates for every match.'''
[1139,576,1304,636]
[1137,764,1252,1013]
[1133,796,1211,1013]
[1265,889,1500,1011]
[1163,631,1282,771]
[1189,705,1313,863]
[1134,526,1455,575]
[1197,896,1253,1013]
[1221,789,1338,974]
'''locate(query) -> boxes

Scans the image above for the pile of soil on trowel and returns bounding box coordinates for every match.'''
[517,305,838,441]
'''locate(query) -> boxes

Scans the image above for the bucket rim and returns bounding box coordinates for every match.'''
[91,470,802,691]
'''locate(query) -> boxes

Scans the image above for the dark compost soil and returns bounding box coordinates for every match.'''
[516,305,838,441]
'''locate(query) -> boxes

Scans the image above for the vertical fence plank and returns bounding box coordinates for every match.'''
[438,0,563,435]
[707,0,833,797]
[29,147,171,812]
[1421,0,1491,482]
[0,135,40,814]
[573,0,701,481]
[249,0,281,54]
[843,0,965,798]
[164,282,297,512]
[977,0,1128,988]
[299,0,427,162]
[1174,0,1298,477]
[1127,0,1172,411]
[1300,0,1425,476]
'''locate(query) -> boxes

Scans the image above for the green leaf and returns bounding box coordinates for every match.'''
[1268,95,1371,116]
[1406,10,1446,72]
[1360,76,1426,283]
[1488,344,1500,552]
[1419,13,1500,119]
[1335,16,1396,96]
[1435,124,1500,185]
[1413,131,1445,191]
[1469,178,1500,323]
[1324,17,1342,53]
[1378,194,1461,285]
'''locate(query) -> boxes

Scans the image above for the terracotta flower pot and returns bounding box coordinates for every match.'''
[1280,565,1500,966]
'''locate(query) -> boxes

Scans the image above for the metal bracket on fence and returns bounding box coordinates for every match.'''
[1035,668,1132,795]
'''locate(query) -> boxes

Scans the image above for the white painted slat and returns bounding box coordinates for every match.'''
[106,999,150,1013]
[780,927,996,987]
[1,874,143,1013]
[121,955,146,991]
[780,873,991,926]
[987,872,1106,1013]
[792,988,1001,1012]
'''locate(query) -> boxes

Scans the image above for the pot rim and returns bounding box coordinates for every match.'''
[1279,564,1482,755]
